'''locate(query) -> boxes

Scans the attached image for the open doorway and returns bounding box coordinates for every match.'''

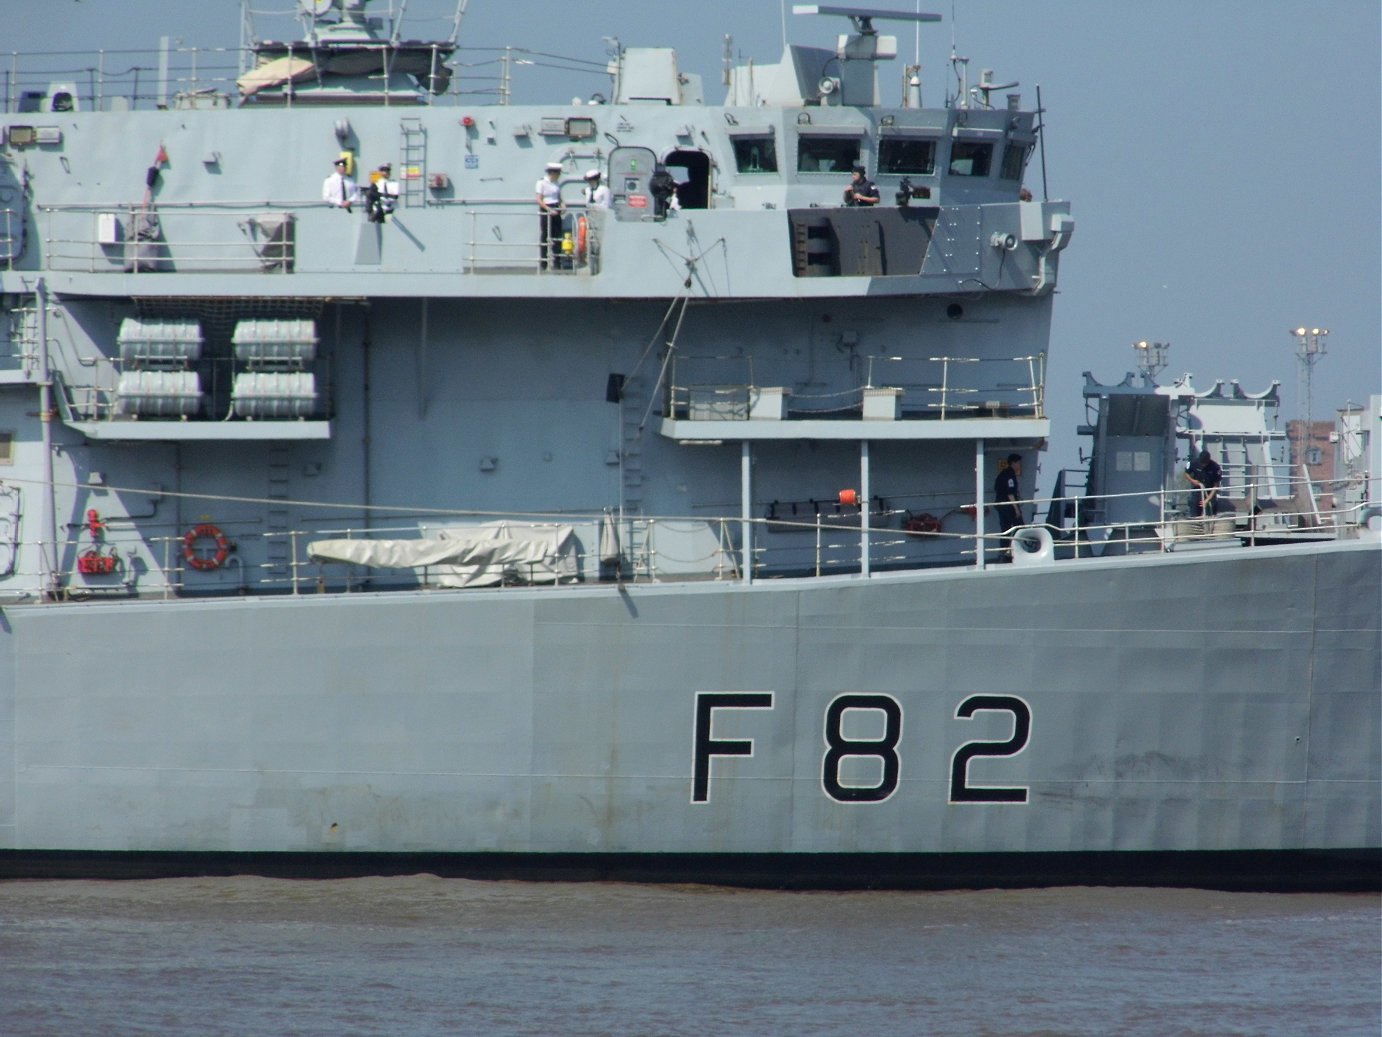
[662,149,711,209]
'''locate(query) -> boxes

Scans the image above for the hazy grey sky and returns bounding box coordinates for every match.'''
[6,0,1380,473]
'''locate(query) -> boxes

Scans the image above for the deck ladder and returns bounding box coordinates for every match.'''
[399,117,427,208]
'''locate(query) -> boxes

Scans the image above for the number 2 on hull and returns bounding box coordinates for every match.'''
[949,695,1032,803]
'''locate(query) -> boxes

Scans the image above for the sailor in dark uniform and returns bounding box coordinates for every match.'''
[843,165,879,206]
[649,164,676,218]
[366,163,399,223]
[993,453,1024,560]
[1185,449,1223,516]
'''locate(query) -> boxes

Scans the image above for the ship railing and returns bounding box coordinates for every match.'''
[0,206,23,270]
[1212,459,1294,510]
[1056,461,1346,527]
[3,46,241,114]
[460,204,603,275]
[1048,469,1374,555]
[2,43,589,114]
[754,480,1382,578]
[920,353,1045,420]
[754,494,1054,574]
[29,510,742,600]
[35,197,609,276]
[13,480,1380,604]
[38,203,299,275]
[665,352,1046,421]
[665,355,758,420]
[281,481,1382,590]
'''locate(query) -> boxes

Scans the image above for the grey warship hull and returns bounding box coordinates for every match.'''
[0,1,1378,888]
[2,540,1377,888]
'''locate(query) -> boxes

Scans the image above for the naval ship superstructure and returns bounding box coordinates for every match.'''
[0,1,1376,887]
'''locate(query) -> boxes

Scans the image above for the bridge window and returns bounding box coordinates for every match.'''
[949,140,993,177]
[797,136,860,173]
[732,135,778,173]
[879,138,935,175]
[999,142,1030,180]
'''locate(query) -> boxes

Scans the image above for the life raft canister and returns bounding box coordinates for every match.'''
[77,549,118,575]
[904,511,943,534]
[182,523,230,571]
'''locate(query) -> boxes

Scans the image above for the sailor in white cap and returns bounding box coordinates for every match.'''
[535,161,564,269]
[583,168,612,209]
[322,156,359,211]
[367,162,399,223]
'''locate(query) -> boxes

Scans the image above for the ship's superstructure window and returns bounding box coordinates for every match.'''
[0,431,12,464]
[797,136,861,173]
[732,135,778,173]
[949,140,993,177]
[565,117,596,139]
[879,138,936,175]
[1115,450,1152,472]
[999,143,1029,181]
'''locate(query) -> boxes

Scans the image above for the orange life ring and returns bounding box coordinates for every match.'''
[576,214,588,260]
[183,523,230,572]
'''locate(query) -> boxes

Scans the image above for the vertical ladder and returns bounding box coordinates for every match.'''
[11,302,38,375]
[619,373,650,577]
[265,444,292,583]
[399,117,427,208]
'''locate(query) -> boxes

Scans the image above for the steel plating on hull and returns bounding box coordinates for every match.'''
[3,544,1377,887]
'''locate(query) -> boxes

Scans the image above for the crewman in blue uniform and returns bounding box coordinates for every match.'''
[993,453,1024,561]
[844,165,879,206]
[1185,449,1223,516]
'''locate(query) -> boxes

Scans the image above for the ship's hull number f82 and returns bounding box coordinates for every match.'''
[691,692,1032,805]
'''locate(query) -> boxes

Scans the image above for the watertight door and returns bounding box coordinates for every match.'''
[609,147,656,222]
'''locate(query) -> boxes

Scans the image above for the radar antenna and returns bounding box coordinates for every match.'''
[973,68,1018,109]
[792,4,941,106]
[793,4,940,35]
